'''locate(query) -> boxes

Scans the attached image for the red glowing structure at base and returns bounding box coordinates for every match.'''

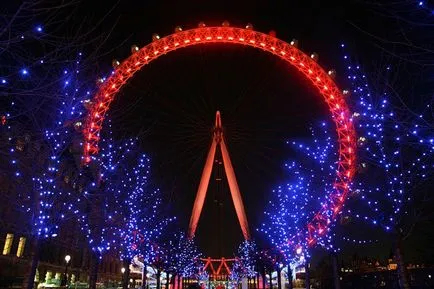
[82,22,357,248]
[201,257,235,277]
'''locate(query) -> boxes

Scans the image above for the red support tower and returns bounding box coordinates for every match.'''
[188,111,250,240]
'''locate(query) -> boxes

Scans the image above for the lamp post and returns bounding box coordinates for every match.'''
[61,255,71,286]
[121,268,126,288]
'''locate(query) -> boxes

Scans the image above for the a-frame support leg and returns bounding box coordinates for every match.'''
[188,139,217,238]
[188,111,250,240]
[220,138,250,240]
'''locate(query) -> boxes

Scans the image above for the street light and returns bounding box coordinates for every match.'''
[296,247,302,255]
[61,255,71,286]
[121,267,126,274]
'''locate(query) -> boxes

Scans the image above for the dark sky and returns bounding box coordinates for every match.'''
[53,0,431,260]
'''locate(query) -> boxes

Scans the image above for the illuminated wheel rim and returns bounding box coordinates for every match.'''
[83,25,356,247]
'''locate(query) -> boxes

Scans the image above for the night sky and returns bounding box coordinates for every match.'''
[46,0,432,261]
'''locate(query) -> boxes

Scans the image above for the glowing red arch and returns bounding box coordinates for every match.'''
[83,25,356,247]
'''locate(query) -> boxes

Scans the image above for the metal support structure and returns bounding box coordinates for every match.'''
[188,111,250,239]
[201,257,235,276]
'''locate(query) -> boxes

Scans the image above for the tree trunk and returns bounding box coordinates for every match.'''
[287,265,292,289]
[142,263,147,289]
[277,269,282,289]
[122,258,131,289]
[256,273,260,289]
[23,237,41,289]
[89,252,100,289]
[156,270,161,289]
[304,261,310,289]
[395,235,410,289]
[268,270,272,289]
[261,270,266,289]
[331,253,341,289]
[177,275,181,289]
[165,272,170,289]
